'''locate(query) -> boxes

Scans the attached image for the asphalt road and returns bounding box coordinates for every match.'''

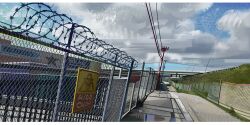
[177,93,240,122]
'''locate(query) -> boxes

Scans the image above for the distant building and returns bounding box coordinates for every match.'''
[0,39,91,74]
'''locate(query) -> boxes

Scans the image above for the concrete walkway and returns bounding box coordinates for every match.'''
[177,93,240,122]
[142,91,176,121]
[122,90,192,122]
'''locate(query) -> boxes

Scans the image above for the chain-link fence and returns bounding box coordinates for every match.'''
[174,82,250,120]
[137,68,157,102]
[0,27,158,122]
[0,3,159,122]
[0,32,114,122]
[119,65,158,120]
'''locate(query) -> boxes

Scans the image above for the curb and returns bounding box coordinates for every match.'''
[169,92,193,122]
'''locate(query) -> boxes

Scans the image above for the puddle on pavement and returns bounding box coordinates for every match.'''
[143,113,176,122]
[121,109,177,122]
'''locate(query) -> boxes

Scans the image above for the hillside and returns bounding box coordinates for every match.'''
[179,64,250,84]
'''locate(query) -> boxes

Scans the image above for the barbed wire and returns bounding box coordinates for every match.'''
[0,3,137,68]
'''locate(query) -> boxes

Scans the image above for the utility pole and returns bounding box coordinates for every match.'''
[156,46,169,90]
[161,59,167,82]
[205,58,211,73]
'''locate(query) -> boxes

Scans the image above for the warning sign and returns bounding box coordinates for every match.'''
[72,93,96,113]
[72,68,99,113]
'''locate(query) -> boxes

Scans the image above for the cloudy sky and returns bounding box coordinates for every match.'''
[52,3,250,71]
[1,3,250,71]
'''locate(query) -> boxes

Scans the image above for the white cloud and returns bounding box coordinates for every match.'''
[3,3,250,69]
[145,53,161,63]
[166,53,183,62]
[53,3,215,63]
[215,9,250,59]
[49,3,250,68]
[214,42,229,51]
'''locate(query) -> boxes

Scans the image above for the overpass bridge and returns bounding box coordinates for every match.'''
[160,70,203,78]
[101,69,203,79]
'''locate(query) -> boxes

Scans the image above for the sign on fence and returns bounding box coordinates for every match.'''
[72,68,99,113]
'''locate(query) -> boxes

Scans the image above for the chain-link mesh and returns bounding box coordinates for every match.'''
[138,71,148,101]
[0,31,129,122]
[103,77,127,121]
[122,82,134,116]
[0,3,160,122]
[145,71,153,95]
[207,82,220,102]
[0,33,64,122]
[119,67,157,119]
[0,32,159,122]
[151,73,158,91]
[130,71,141,109]
[54,56,113,122]
[121,69,142,116]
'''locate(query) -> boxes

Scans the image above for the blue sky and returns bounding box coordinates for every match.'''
[144,63,193,71]
[146,3,250,71]
[195,3,250,39]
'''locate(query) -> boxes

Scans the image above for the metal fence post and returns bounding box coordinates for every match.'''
[155,73,158,90]
[52,23,75,122]
[151,71,155,91]
[136,62,145,104]
[128,83,135,110]
[119,68,122,78]
[218,80,222,104]
[150,71,155,92]
[119,60,134,120]
[146,70,151,95]
[144,68,151,97]
[148,68,153,94]
[102,55,117,121]
[150,72,154,92]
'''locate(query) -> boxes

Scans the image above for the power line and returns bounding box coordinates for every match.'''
[145,3,161,58]
[148,3,160,52]
[205,58,211,73]
[145,2,170,90]
[156,3,163,48]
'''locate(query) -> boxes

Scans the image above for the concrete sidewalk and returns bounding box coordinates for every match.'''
[122,90,192,122]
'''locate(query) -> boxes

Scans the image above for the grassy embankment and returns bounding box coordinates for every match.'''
[173,64,250,121]
[176,64,250,84]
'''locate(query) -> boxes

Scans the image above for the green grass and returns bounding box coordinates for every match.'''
[176,87,208,99]
[178,64,250,84]
[207,98,250,122]
[176,88,194,94]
